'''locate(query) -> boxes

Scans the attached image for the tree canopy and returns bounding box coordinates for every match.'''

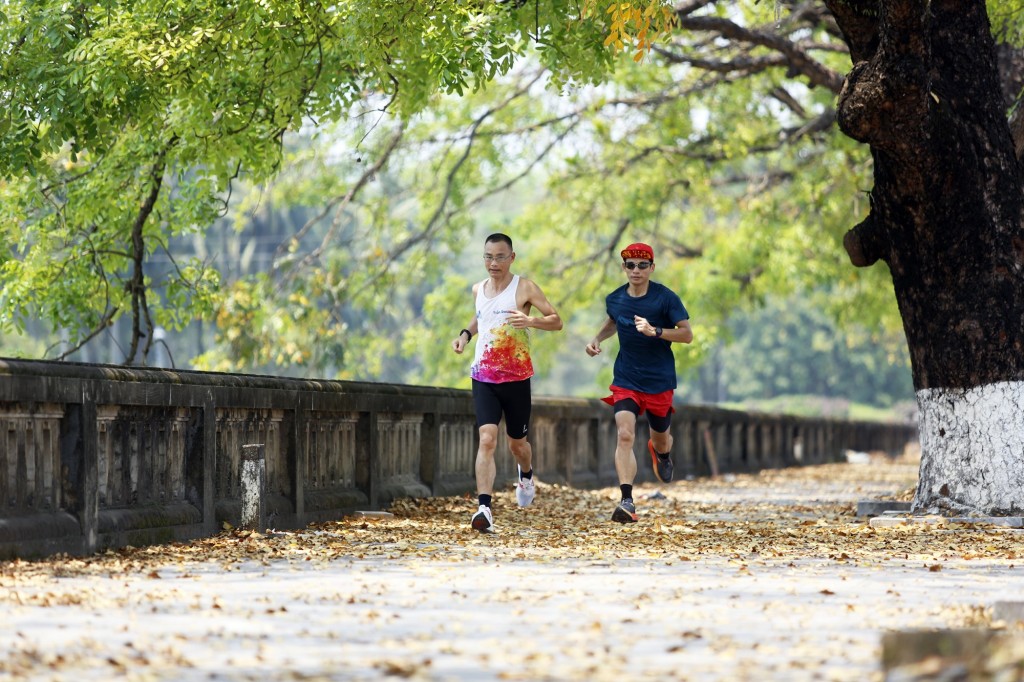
[0,0,564,361]
[3,1,1019,411]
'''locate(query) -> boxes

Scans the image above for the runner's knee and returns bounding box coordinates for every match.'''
[478,427,499,453]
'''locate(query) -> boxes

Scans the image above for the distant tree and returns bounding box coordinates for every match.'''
[699,297,913,408]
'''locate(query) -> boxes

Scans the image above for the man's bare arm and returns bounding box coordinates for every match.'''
[452,283,482,353]
[509,279,562,331]
[585,316,617,356]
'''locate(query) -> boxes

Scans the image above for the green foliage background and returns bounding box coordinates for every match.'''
[10,0,1019,415]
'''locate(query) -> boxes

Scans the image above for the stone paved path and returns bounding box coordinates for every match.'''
[1,454,1021,681]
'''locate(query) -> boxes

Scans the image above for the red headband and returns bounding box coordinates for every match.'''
[620,242,654,260]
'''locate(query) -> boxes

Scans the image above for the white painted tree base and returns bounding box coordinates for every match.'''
[916,381,1024,515]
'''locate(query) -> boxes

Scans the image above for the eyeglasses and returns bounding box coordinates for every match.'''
[483,254,511,263]
[623,261,651,270]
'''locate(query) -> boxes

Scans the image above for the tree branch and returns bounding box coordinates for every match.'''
[672,14,846,93]
[337,70,548,303]
[54,308,118,361]
[125,138,176,364]
[272,124,406,282]
[554,217,631,278]
[822,0,881,64]
[843,209,888,267]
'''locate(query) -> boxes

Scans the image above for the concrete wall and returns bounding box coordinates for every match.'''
[0,358,917,559]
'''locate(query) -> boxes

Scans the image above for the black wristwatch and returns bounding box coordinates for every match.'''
[655,327,663,338]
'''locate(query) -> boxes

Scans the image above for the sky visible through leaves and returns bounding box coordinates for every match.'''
[1,454,1022,680]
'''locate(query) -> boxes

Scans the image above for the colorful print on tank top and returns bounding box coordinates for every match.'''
[471,275,534,383]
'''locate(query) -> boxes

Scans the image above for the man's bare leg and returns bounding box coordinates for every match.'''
[508,436,536,507]
[471,424,499,532]
[612,411,639,522]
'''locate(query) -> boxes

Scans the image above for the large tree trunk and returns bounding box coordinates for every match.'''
[825,0,1024,515]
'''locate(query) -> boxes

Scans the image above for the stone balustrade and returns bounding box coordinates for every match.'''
[0,358,917,559]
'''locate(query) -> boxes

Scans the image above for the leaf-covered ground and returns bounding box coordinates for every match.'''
[1,454,1021,681]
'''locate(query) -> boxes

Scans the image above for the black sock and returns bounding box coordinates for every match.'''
[620,484,633,501]
[657,451,671,460]
[479,494,492,508]
[520,468,533,480]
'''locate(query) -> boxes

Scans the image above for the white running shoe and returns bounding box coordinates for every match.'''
[515,466,536,508]
[471,505,494,533]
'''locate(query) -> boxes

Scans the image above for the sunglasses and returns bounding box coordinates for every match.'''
[623,261,651,270]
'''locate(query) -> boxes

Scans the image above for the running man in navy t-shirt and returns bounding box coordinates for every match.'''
[585,242,693,523]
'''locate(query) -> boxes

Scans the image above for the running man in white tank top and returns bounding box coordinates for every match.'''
[451,233,562,533]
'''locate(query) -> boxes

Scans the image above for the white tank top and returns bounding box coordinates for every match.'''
[471,275,534,383]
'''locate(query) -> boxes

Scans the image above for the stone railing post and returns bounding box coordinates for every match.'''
[240,444,266,531]
[79,397,98,554]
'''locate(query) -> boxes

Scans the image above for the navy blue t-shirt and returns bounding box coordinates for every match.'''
[605,281,689,394]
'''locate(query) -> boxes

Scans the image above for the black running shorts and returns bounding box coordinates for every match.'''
[472,378,531,439]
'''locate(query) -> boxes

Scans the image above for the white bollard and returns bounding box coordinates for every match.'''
[240,444,266,531]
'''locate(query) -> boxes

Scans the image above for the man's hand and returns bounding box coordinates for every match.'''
[634,315,656,336]
[507,309,532,329]
[452,336,467,354]
[585,340,602,357]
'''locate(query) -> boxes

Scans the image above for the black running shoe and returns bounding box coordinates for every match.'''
[649,439,674,483]
[611,498,638,523]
